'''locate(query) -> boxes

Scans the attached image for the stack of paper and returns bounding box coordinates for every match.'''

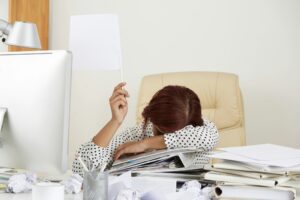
[204,144,300,199]
[110,148,208,182]
[111,147,199,172]
[0,168,16,184]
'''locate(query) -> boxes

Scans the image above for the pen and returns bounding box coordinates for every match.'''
[77,155,89,172]
[100,163,108,172]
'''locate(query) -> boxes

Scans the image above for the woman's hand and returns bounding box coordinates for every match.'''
[114,141,148,160]
[110,82,129,125]
[92,83,130,148]
[114,136,167,160]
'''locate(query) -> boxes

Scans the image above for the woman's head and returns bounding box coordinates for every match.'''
[142,85,203,135]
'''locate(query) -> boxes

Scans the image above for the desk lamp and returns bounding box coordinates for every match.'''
[0,19,41,49]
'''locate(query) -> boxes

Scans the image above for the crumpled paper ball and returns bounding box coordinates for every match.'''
[6,172,37,193]
[179,180,213,200]
[63,173,83,194]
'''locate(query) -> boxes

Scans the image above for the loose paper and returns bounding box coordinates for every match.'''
[210,151,300,168]
[220,144,300,161]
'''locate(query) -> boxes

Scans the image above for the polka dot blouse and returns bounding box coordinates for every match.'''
[72,119,219,176]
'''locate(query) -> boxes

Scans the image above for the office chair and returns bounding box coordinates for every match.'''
[136,72,246,147]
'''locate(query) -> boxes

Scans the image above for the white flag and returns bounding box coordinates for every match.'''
[69,14,122,71]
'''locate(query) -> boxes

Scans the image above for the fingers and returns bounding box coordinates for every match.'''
[113,82,126,93]
[114,149,126,160]
[114,142,132,160]
[110,96,127,108]
[114,141,147,160]
[110,89,129,101]
[115,148,125,160]
[109,83,129,124]
[116,143,127,151]
[115,142,130,155]
[110,82,130,104]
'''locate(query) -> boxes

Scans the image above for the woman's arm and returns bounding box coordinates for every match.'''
[164,119,219,151]
[92,82,129,147]
[114,135,166,160]
[114,119,218,159]
[72,82,132,176]
[72,126,141,176]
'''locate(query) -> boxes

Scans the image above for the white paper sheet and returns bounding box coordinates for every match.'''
[132,177,176,194]
[220,144,300,161]
[108,182,127,200]
[142,190,167,200]
[165,190,200,200]
[109,171,132,188]
[69,14,122,70]
[209,151,300,168]
[215,185,295,200]
[205,171,281,187]
[108,171,132,200]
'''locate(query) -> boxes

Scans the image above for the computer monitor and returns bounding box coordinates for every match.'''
[0,50,72,177]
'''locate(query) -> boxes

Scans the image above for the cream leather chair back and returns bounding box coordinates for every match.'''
[136,72,246,147]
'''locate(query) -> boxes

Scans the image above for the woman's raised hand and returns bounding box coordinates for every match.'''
[109,82,129,125]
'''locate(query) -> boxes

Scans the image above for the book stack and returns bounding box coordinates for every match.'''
[204,144,300,200]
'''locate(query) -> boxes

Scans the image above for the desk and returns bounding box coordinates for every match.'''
[0,192,82,200]
[1,173,299,200]
[1,192,299,200]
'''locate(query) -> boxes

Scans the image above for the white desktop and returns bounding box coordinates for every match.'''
[0,50,72,177]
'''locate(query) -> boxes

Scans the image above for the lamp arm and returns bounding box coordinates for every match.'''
[0,19,12,35]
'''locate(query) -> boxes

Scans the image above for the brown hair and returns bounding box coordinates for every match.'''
[142,85,203,134]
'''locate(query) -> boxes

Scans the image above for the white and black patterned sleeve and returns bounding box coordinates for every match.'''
[72,125,146,177]
[163,119,219,151]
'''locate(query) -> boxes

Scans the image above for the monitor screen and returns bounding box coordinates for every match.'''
[0,50,72,177]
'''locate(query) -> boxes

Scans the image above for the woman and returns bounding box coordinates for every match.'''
[72,82,218,176]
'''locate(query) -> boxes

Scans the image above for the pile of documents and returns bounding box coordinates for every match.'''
[109,148,215,200]
[108,144,300,199]
[110,147,210,183]
[204,144,300,200]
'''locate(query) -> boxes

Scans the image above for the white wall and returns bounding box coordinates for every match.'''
[49,0,300,167]
[0,0,8,52]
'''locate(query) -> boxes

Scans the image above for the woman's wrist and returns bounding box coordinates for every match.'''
[141,138,151,151]
[110,117,123,127]
[142,135,166,150]
[92,118,121,147]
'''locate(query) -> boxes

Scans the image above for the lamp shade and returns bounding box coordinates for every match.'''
[6,21,41,49]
